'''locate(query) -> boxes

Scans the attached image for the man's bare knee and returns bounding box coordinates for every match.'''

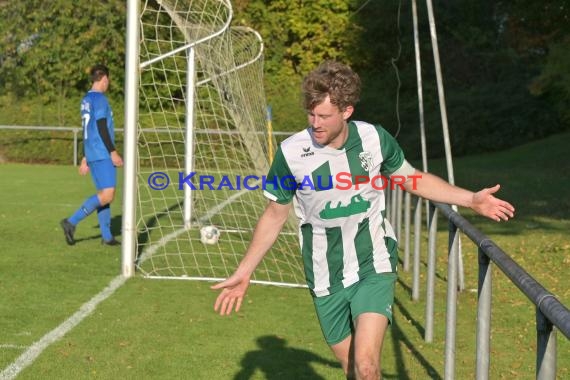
[355,359,378,380]
[97,189,115,205]
[354,352,380,380]
[330,336,355,378]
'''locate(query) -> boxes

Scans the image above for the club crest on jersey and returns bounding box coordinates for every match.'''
[359,151,373,171]
[301,146,314,157]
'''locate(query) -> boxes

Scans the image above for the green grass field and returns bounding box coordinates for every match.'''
[1,132,569,379]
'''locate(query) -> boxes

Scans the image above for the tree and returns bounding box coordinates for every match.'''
[234,0,365,132]
[0,0,125,123]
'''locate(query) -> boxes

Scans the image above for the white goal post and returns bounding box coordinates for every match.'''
[122,0,305,287]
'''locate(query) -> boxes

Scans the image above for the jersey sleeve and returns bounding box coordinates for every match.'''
[376,125,415,177]
[263,146,296,204]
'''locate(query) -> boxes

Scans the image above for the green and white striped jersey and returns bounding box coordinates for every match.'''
[264,121,416,297]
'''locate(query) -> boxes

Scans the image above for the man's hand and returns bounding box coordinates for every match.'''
[78,157,89,175]
[211,273,251,316]
[111,151,123,167]
[210,201,290,316]
[471,184,515,222]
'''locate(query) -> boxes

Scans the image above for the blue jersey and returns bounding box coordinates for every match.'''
[81,91,115,162]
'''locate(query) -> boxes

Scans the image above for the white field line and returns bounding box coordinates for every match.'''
[195,183,260,224]
[0,190,237,380]
[136,185,256,265]
[1,183,272,379]
[0,275,127,380]
[136,224,191,266]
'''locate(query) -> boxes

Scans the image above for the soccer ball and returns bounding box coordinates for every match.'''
[200,225,220,245]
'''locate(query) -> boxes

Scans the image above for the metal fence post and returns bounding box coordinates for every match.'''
[403,191,411,272]
[385,188,392,224]
[73,128,79,166]
[396,186,403,242]
[390,187,398,235]
[536,307,557,380]
[444,221,459,380]
[412,196,422,301]
[425,202,438,342]
[476,246,492,380]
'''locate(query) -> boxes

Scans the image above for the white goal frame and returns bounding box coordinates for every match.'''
[121,0,140,277]
[120,0,304,287]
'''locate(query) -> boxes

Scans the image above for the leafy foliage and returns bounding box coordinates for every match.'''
[529,38,570,125]
[0,0,569,160]
[0,0,125,124]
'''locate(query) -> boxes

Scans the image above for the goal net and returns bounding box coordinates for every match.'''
[133,0,305,287]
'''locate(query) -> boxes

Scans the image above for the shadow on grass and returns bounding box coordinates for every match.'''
[394,281,425,338]
[134,200,183,262]
[234,335,341,380]
[110,214,122,237]
[61,214,123,244]
[73,234,104,244]
[385,297,442,380]
[235,326,441,380]
[72,214,123,244]
[397,258,447,288]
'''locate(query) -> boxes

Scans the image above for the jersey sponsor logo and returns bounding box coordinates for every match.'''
[319,194,371,219]
[301,146,314,158]
[359,151,373,171]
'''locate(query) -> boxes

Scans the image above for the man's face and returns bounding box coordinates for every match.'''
[307,95,353,149]
[101,75,110,92]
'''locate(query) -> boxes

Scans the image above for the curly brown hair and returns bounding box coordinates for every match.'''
[302,61,361,111]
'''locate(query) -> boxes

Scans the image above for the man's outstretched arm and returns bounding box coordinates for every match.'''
[403,170,515,222]
[211,200,291,315]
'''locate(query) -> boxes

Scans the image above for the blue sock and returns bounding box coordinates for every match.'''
[97,204,113,241]
[69,195,101,225]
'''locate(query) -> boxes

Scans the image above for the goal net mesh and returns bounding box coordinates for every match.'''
[135,0,305,286]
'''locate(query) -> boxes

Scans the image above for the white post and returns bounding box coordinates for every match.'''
[73,129,78,166]
[425,0,464,290]
[412,196,422,300]
[425,204,438,342]
[412,0,428,175]
[425,0,454,185]
[121,0,140,277]
[396,187,403,242]
[412,0,431,232]
[403,191,411,271]
[411,0,426,302]
[184,47,196,228]
[476,247,492,380]
[444,222,460,379]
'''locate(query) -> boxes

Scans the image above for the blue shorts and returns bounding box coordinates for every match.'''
[89,159,117,190]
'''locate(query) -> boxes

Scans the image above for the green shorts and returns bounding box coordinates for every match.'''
[312,272,397,346]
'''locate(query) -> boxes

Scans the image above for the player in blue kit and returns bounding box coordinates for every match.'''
[60,64,123,246]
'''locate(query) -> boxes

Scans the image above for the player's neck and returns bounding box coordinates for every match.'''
[91,83,106,93]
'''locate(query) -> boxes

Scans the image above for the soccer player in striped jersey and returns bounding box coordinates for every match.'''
[60,64,123,246]
[213,61,514,379]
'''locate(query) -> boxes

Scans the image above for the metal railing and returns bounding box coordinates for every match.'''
[388,184,570,380]
[0,125,293,166]
[431,201,569,380]
[0,125,83,165]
